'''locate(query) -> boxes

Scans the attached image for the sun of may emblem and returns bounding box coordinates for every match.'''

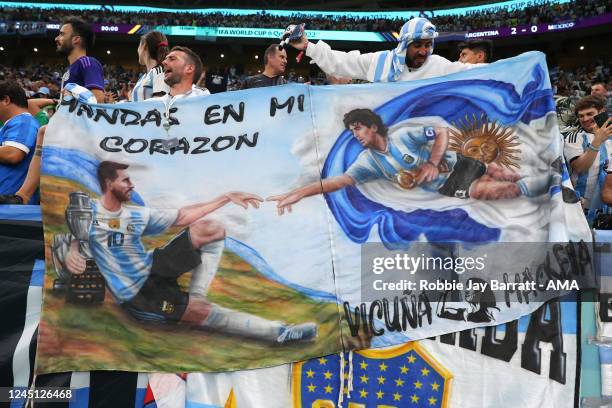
[448,113,521,168]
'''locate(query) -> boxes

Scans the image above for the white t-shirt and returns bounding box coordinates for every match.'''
[152,84,211,104]
[305,40,479,82]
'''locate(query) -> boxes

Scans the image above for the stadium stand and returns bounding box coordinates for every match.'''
[0,0,609,32]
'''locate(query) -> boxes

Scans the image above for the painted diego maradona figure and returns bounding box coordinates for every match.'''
[268,108,552,213]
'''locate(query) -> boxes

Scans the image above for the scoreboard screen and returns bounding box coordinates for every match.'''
[464,13,611,40]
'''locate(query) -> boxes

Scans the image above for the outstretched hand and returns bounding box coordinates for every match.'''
[225,192,264,209]
[266,191,303,215]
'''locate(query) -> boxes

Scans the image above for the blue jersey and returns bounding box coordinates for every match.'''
[63,56,104,91]
[0,113,39,196]
[89,200,178,302]
[345,126,456,192]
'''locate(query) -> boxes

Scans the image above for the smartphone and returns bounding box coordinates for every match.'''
[594,111,609,128]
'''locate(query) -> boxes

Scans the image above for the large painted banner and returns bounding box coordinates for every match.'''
[38,51,593,374]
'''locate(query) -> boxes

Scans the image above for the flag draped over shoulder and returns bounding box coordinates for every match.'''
[37,51,593,374]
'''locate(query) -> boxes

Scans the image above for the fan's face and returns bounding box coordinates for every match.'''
[55,24,76,56]
[137,41,147,65]
[267,48,287,76]
[459,48,485,64]
[591,84,607,99]
[406,40,432,68]
[577,107,602,132]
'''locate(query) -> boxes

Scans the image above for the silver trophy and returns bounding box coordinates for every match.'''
[61,191,105,304]
[66,192,95,259]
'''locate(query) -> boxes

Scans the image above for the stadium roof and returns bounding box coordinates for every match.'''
[16,0,495,11]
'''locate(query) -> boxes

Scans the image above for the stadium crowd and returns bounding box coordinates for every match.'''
[5,58,610,101]
[0,15,610,225]
[553,61,612,101]
[0,0,610,33]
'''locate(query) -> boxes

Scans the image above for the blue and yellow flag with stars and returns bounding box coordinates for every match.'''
[292,342,452,408]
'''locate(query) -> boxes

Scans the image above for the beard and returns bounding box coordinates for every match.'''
[56,42,73,57]
[164,71,181,87]
[407,56,427,69]
[111,188,131,203]
[405,50,429,69]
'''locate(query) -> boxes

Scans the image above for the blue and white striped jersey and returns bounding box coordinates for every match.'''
[131,65,170,102]
[564,127,612,210]
[345,126,456,191]
[89,200,178,302]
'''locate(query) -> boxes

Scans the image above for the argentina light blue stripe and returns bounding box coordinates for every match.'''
[372,151,401,177]
[388,142,412,169]
[373,52,389,82]
[413,18,427,40]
